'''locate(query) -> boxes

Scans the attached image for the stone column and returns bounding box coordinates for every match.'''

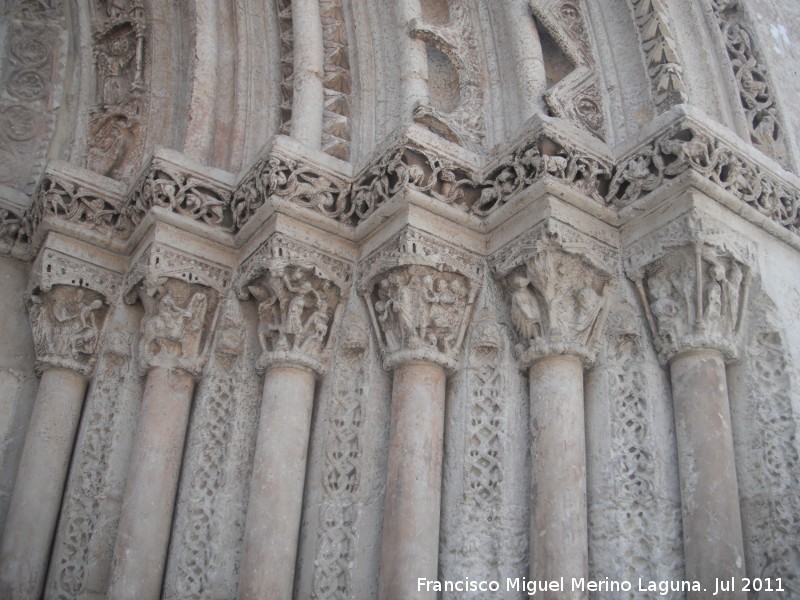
[630,238,751,599]
[234,234,351,600]
[378,361,446,598]
[359,237,481,599]
[0,284,109,600]
[670,349,745,597]
[493,225,616,599]
[237,365,316,599]
[528,355,587,588]
[108,271,219,600]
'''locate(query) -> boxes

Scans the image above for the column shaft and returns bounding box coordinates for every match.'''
[529,355,587,599]
[379,362,446,600]
[670,349,746,599]
[107,367,195,600]
[0,368,88,600]
[237,365,316,600]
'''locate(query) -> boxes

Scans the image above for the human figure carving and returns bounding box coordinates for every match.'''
[510,275,543,342]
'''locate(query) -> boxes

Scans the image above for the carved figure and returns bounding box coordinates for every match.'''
[510,276,542,341]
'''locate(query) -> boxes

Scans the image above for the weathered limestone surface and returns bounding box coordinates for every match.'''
[0,1,799,598]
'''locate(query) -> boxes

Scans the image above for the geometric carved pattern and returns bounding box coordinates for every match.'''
[312,323,369,599]
[171,300,245,598]
[738,306,800,596]
[47,332,135,599]
[711,0,790,168]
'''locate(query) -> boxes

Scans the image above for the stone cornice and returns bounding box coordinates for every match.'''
[12,109,800,261]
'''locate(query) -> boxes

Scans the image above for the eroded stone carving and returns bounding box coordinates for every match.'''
[627,227,752,364]
[607,124,800,235]
[533,0,608,140]
[29,172,128,240]
[626,0,688,111]
[320,0,352,161]
[711,0,789,167]
[359,228,481,371]
[409,0,486,151]
[738,305,800,596]
[124,244,228,376]
[87,0,148,182]
[236,234,351,374]
[0,9,65,193]
[28,285,108,375]
[312,322,369,599]
[27,249,120,375]
[232,151,350,228]
[493,220,616,368]
[0,206,30,253]
[126,159,233,231]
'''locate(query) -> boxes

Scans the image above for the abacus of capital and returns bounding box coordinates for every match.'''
[1,1,800,598]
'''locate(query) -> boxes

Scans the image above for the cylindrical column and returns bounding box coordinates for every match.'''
[670,349,746,599]
[378,361,446,600]
[106,367,195,600]
[0,368,88,600]
[529,354,588,598]
[290,0,324,148]
[237,365,317,600]
[499,0,546,120]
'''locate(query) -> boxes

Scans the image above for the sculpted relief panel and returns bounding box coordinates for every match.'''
[236,234,352,374]
[494,222,617,368]
[629,239,751,363]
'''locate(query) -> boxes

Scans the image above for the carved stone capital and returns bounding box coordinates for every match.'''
[628,240,752,365]
[493,220,617,369]
[235,234,352,375]
[358,228,482,372]
[27,249,121,376]
[124,244,229,376]
[28,285,110,376]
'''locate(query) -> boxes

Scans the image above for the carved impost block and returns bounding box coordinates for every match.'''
[123,243,230,377]
[27,249,122,376]
[625,214,754,365]
[126,152,235,233]
[235,234,353,376]
[493,219,617,369]
[358,228,482,372]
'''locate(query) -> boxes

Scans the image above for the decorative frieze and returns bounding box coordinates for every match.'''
[607,123,800,235]
[29,169,129,240]
[626,0,688,111]
[710,0,789,167]
[493,219,616,368]
[236,234,352,374]
[275,0,294,135]
[0,205,30,253]
[358,228,481,371]
[126,155,233,231]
